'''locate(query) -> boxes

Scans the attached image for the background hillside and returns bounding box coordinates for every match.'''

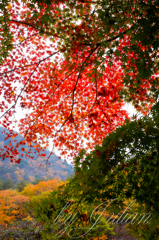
[0,127,74,182]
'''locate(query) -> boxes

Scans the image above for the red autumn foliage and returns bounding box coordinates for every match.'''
[0,0,157,163]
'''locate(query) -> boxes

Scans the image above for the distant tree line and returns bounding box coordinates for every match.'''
[0,177,50,192]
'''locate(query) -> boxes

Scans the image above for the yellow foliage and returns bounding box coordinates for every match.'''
[22,215,33,221]
[21,179,63,197]
[18,36,25,42]
[0,190,29,227]
[7,3,12,9]
[0,179,65,229]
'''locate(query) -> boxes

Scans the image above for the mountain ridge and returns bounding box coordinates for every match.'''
[0,126,74,182]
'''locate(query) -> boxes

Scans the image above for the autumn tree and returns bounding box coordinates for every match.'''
[21,178,62,196]
[0,179,62,239]
[0,189,29,227]
[0,0,158,161]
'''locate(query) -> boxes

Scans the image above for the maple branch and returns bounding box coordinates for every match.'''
[80,71,98,119]
[9,19,60,38]
[12,33,39,46]
[94,70,112,128]
[20,69,77,137]
[21,69,77,162]
[0,51,59,76]
[53,47,100,150]
[82,19,141,47]
[97,100,112,128]
[0,51,59,118]
[95,71,98,102]
[71,44,100,116]
[0,52,64,162]
[77,74,96,121]
[107,19,143,43]
[0,63,37,76]
[0,64,39,120]
[9,19,39,31]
